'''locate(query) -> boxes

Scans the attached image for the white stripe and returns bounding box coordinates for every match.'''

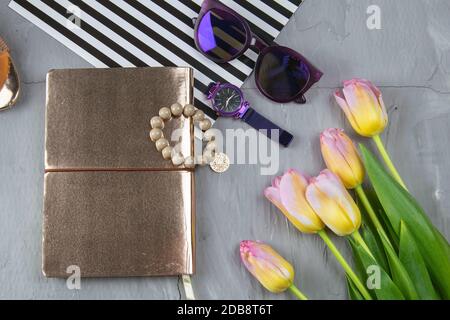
[137,0,254,74]
[55,0,160,67]
[85,0,242,86]
[111,0,244,85]
[192,0,279,37]
[8,0,217,129]
[26,0,134,67]
[79,0,212,87]
[248,0,289,24]
[275,0,299,13]
[76,0,229,116]
[243,48,259,61]
[8,1,107,68]
[194,87,213,107]
[165,0,259,62]
[67,0,218,88]
[165,0,198,18]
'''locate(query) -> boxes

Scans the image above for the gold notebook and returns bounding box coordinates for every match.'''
[42,67,195,277]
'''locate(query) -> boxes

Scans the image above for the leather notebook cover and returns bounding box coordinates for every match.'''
[42,67,195,277]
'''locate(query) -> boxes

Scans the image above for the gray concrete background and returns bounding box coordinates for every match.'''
[1,0,449,299]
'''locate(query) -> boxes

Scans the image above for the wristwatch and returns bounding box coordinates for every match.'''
[207,82,294,147]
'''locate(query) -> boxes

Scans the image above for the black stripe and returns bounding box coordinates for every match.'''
[41,0,149,67]
[288,0,303,6]
[153,0,194,26]
[153,0,256,69]
[237,55,256,70]
[124,0,249,80]
[259,0,293,19]
[234,0,284,31]
[193,80,217,119]
[14,0,120,67]
[70,0,175,67]
[96,0,245,85]
[178,0,202,13]
[72,0,244,88]
[194,80,217,120]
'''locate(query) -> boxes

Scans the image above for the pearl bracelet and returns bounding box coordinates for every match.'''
[149,103,219,169]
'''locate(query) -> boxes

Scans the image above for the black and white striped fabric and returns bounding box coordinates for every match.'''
[9,0,303,121]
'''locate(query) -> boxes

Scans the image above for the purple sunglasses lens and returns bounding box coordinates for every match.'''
[257,47,311,101]
[197,8,247,61]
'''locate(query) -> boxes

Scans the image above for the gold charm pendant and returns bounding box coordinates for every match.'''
[209,152,230,173]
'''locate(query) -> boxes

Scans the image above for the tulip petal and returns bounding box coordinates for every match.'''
[355,82,385,125]
[279,170,324,233]
[354,79,388,123]
[306,170,361,236]
[317,170,361,226]
[272,176,282,188]
[345,78,380,96]
[264,186,284,210]
[334,90,364,135]
[334,90,349,111]
[342,83,378,114]
[375,93,388,127]
[306,186,355,236]
[320,128,365,189]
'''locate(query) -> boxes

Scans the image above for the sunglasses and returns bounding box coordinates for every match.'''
[193,0,323,104]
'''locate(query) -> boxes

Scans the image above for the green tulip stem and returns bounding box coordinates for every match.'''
[351,230,375,259]
[372,135,408,190]
[318,230,372,300]
[355,185,392,249]
[288,284,308,300]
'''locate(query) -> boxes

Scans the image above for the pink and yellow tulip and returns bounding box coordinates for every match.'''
[240,240,295,293]
[239,240,309,300]
[264,169,324,234]
[334,78,388,137]
[320,128,364,189]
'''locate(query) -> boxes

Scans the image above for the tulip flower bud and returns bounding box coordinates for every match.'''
[334,78,388,137]
[320,128,365,189]
[264,169,324,234]
[306,170,361,236]
[240,240,294,293]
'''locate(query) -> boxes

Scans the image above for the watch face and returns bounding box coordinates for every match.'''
[213,86,242,114]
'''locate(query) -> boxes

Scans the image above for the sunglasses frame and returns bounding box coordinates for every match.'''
[193,0,323,104]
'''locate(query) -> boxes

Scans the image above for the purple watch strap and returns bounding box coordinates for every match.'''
[241,108,293,147]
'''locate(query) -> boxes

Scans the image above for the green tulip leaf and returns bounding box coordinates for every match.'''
[378,231,419,299]
[349,239,404,300]
[346,276,364,300]
[363,187,399,250]
[360,144,450,299]
[360,224,390,275]
[347,239,374,299]
[399,221,440,300]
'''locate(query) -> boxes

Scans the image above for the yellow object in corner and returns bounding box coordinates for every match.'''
[0,50,10,89]
[0,36,20,111]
